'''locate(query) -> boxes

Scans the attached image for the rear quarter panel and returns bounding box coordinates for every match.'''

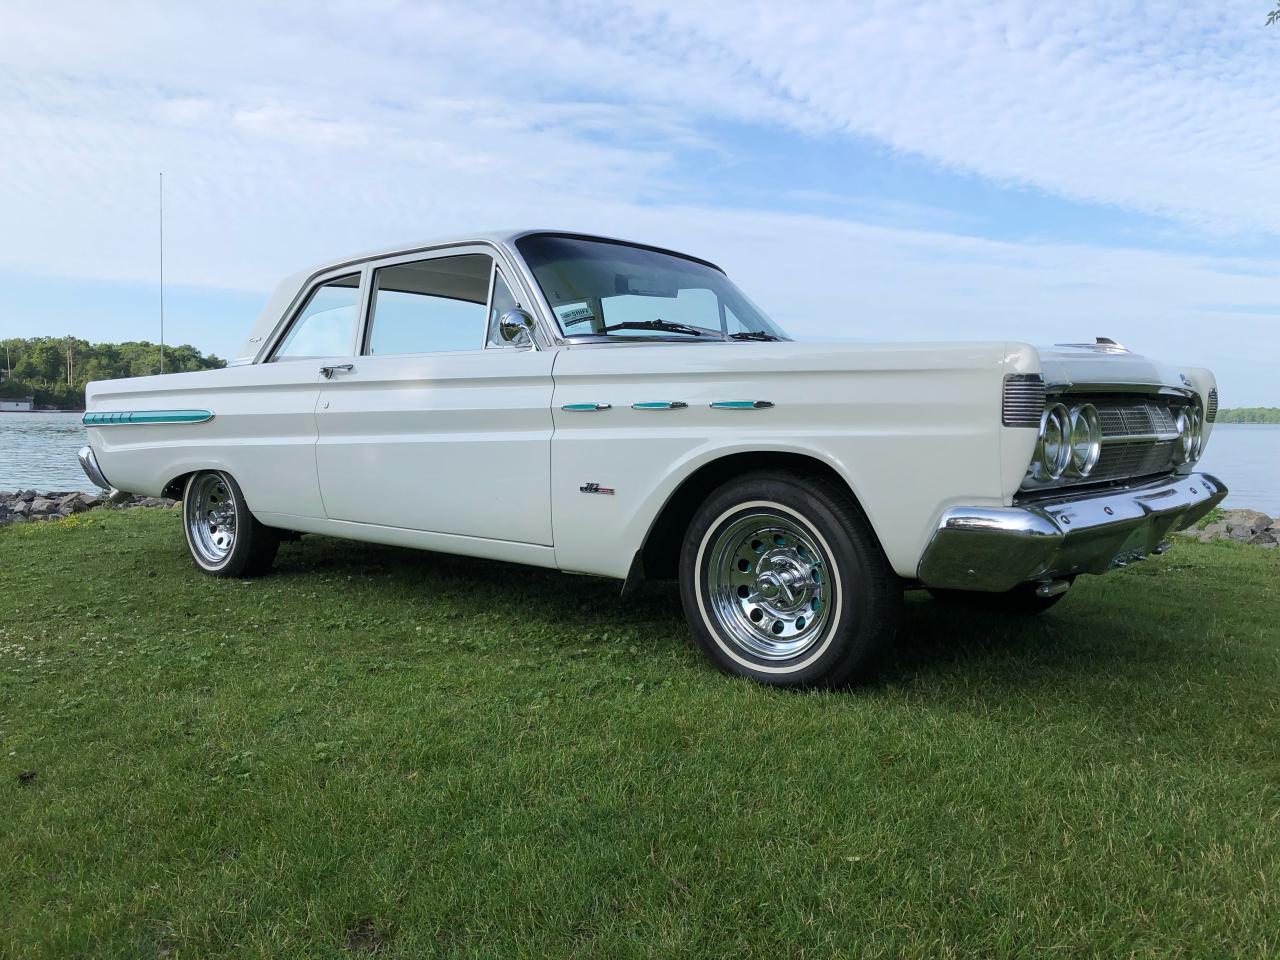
[84,363,325,517]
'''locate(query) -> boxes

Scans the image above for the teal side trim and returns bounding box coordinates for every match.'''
[83,409,214,426]
[709,400,775,410]
[561,402,611,412]
[631,401,688,410]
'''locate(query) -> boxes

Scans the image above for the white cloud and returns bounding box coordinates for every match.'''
[0,0,1277,402]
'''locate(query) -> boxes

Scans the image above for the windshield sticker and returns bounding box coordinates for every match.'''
[557,304,595,327]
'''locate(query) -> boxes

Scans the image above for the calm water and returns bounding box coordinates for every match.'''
[2,412,1278,514]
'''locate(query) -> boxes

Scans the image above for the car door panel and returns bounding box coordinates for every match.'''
[314,350,555,544]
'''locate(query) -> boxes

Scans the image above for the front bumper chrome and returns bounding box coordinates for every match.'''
[917,472,1227,592]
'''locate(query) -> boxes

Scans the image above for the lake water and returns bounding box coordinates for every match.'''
[2,412,1278,515]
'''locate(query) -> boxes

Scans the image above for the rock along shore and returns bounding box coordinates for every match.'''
[1189,508,1278,548]
[0,489,176,525]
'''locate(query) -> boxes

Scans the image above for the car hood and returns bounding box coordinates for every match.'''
[1036,342,1187,393]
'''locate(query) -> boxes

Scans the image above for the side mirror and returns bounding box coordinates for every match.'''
[498,308,535,346]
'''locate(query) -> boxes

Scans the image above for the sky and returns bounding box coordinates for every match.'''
[1,0,1278,404]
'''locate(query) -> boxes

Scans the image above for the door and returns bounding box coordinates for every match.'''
[314,248,555,545]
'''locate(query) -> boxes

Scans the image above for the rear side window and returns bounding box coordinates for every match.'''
[365,254,491,355]
[272,275,361,360]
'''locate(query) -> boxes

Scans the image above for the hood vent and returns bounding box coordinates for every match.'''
[1207,388,1218,423]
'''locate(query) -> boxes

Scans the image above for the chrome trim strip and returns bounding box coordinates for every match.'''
[631,401,688,410]
[917,472,1227,593]
[1100,431,1180,445]
[82,409,214,426]
[561,402,611,412]
[710,400,774,409]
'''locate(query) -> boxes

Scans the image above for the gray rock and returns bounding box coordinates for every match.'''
[14,489,36,502]
[1250,528,1279,547]
[1196,521,1228,543]
[57,492,101,513]
[12,500,31,516]
[28,497,57,515]
[1223,509,1273,537]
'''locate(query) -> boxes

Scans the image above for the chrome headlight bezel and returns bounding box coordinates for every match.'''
[1188,403,1204,461]
[1175,407,1194,463]
[1035,403,1072,481]
[1068,403,1102,477]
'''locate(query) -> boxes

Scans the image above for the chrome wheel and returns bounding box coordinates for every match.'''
[705,510,835,660]
[186,472,238,567]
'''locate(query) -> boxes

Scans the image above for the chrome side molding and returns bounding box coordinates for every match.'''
[82,409,214,426]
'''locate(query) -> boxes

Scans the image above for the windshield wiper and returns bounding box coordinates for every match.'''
[729,331,783,342]
[595,320,708,337]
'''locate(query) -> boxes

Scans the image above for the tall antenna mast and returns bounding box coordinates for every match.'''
[159,172,166,374]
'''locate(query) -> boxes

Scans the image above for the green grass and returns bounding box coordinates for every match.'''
[2,509,1278,959]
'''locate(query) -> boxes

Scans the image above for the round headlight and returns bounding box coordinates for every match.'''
[1037,403,1072,480]
[1189,404,1204,461]
[1069,403,1101,476]
[1175,408,1194,462]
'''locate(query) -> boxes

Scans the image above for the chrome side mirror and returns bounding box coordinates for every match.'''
[498,308,535,346]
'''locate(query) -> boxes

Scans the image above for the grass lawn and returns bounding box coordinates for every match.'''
[2,508,1278,959]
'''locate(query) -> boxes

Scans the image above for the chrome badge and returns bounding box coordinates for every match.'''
[580,482,615,495]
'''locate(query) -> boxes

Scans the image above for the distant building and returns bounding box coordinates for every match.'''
[0,397,34,412]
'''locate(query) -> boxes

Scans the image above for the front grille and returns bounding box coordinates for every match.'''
[1020,393,1188,495]
[1207,388,1218,422]
[1089,439,1180,483]
[1095,400,1177,438]
[1003,374,1046,427]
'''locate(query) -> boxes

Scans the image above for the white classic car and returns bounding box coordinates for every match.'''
[80,231,1227,687]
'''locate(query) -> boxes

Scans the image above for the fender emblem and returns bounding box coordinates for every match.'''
[580,482,615,495]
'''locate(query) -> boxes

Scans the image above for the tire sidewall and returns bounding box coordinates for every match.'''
[681,476,879,687]
[183,470,249,576]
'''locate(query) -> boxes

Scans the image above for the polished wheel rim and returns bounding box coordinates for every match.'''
[706,510,834,660]
[187,473,237,566]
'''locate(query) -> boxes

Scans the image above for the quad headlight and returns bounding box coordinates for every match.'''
[1176,403,1205,463]
[1068,403,1102,477]
[1035,403,1072,480]
[1032,401,1101,482]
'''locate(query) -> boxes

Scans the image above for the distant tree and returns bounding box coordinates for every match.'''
[0,337,224,409]
[1270,4,1280,24]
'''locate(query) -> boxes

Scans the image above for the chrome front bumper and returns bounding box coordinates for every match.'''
[917,472,1227,593]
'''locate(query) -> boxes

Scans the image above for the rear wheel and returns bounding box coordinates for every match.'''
[183,471,278,577]
[679,472,901,688]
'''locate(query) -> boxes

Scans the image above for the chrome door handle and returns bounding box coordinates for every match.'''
[320,364,354,379]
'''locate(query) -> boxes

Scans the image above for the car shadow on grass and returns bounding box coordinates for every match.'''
[274,536,1235,689]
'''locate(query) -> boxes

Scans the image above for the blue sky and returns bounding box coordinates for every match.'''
[1,1,1278,403]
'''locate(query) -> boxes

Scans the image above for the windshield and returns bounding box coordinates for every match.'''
[515,234,789,341]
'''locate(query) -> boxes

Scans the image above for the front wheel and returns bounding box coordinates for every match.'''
[679,472,902,688]
[183,471,278,577]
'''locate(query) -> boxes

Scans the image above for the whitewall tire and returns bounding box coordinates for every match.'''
[679,471,901,688]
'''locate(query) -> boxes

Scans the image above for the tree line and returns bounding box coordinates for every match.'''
[0,337,225,410]
[1217,407,1280,425]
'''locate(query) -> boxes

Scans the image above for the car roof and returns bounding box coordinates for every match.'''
[232,230,722,363]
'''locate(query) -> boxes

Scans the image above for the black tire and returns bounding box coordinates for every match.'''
[927,579,1072,616]
[182,471,279,578]
[679,471,902,688]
